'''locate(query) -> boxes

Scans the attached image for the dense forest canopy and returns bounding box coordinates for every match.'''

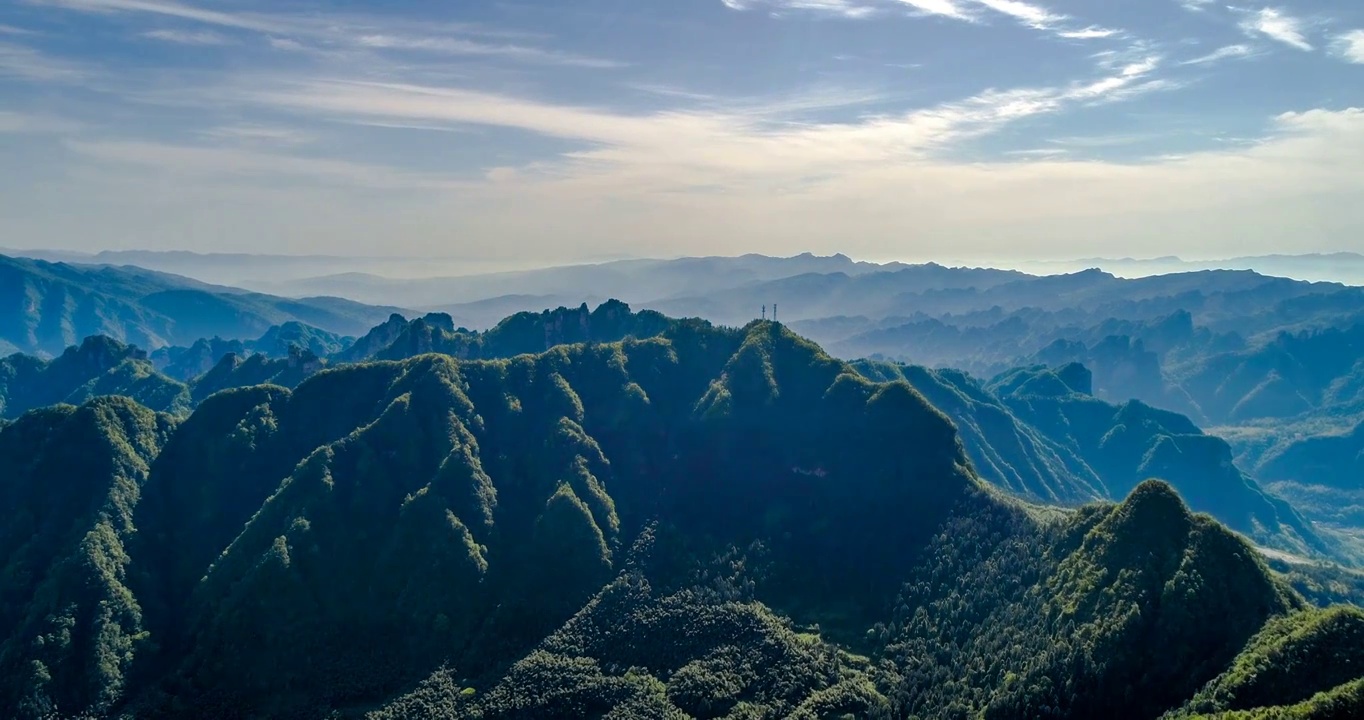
[1,308,1362,719]
[3,302,1347,561]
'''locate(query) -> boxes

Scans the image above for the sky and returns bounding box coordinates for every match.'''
[0,0,1361,267]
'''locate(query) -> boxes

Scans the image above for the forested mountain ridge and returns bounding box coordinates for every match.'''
[0,254,400,357]
[335,299,671,364]
[1,302,1349,563]
[1256,421,1364,493]
[150,321,352,381]
[7,249,1364,432]
[0,397,174,718]
[0,335,190,419]
[1,318,1361,719]
[852,360,1332,560]
[1,300,682,420]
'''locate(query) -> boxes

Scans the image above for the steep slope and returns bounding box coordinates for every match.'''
[993,365,1326,558]
[0,254,402,356]
[851,360,1327,559]
[370,526,894,720]
[854,360,1107,503]
[1250,423,1364,535]
[0,398,173,718]
[125,321,972,718]
[1171,323,1364,424]
[0,302,676,422]
[976,481,1297,718]
[332,313,415,363]
[3,318,1361,720]
[252,321,352,358]
[371,482,1305,720]
[338,300,674,364]
[188,348,325,404]
[1030,334,1208,422]
[1256,422,1364,491]
[0,336,190,419]
[151,337,247,381]
[151,322,348,382]
[1173,606,1364,719]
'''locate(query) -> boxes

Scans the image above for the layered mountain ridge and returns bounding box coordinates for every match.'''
[0,254,399,357]
[0,302,1341,563]
[1,314,1361,718]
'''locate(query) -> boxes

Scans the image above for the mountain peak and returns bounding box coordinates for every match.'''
[1122,478,1191,523]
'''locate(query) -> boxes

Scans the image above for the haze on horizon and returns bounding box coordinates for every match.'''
[1,0,1362,265]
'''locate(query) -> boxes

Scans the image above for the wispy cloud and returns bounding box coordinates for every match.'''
[1065,57,1166,103]
[6,0,1364,260]
[1177,0,1214,12]
[66,138,464,191]
[199,124,315,145]
[1058,26,1122,40]
[0,40,89,82]
[735,0,1126,42]
[723,0,878,19]
[971,0,1063,30]
[0,110,83,133]
[628,84,721,103]
[890,0,974,21]
[1047,133,1160,147]
[219,53,1167,193]
[1004,147,1068,157]
[1337,30,1364,64]
[1238,7,1313,51]
[142,28,232,45]
[353,35,625,69]
[48,57,1169,208]
[267,36,305,52]
[29,0,622,68]
[32,0,282,33]
[0,24,40,36]
[1181,43,1255,65]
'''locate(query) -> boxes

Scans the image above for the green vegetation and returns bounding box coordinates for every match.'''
[339,299,673,363]
[1171,606,1364,719]
[1266,558,1364,607]
[0,336,190,419]
[0,397,173,718]
[1255,422,1364,492]
[852,361,1107,503]
[854,360,1329,560]
[151,322,350,382]
[3,310,1364,719]
[188,347,324,404]
[1229,419,1364,559]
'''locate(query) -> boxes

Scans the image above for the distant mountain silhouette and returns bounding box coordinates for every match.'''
[0,254,403,356]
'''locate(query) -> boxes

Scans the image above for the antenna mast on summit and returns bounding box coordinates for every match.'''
[773,303,778,323]
[762,304,766,321]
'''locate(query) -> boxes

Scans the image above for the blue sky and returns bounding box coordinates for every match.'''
[0,0,1361,265]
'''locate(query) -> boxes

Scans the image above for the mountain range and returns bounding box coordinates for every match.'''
[14,250,1364,429]
[0,254,401,357]
[11,248,1363,296]
[3,315,1363,719]
[0,302,1353,561]
[4,252,1364,718]
[1016,252,1364,286]
[5,256,1362,539]
[0,249,523,288]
